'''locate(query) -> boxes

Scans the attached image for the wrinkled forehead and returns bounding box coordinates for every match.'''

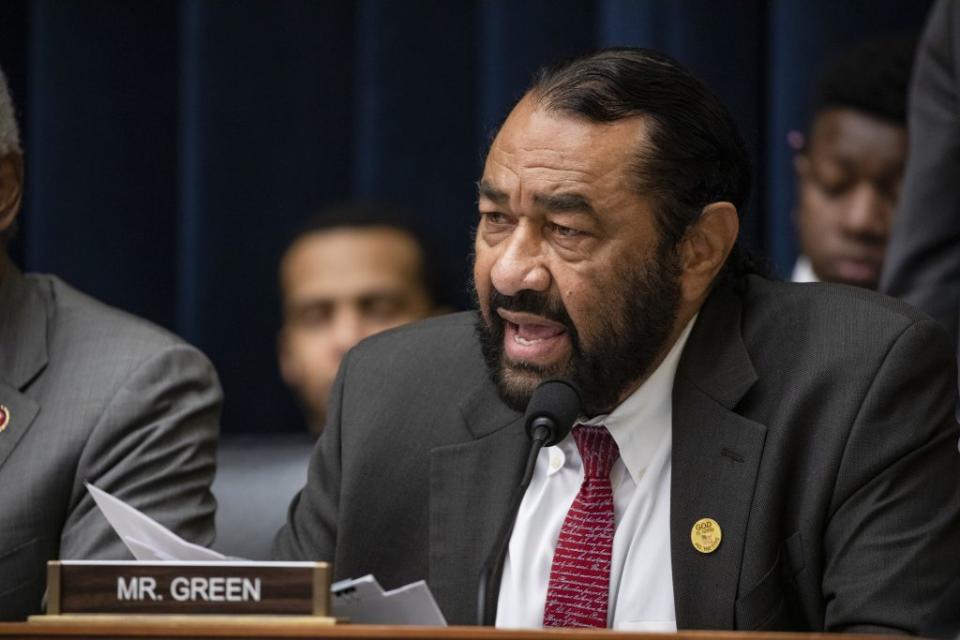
[482,95,651,195]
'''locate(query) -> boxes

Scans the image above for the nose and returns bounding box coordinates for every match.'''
[330,307,364,358]
[489,221,551,296]
[840,184,889,241]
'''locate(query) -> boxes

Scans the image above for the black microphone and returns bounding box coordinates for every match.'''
[524,377,582,447]
[476,378,582,626]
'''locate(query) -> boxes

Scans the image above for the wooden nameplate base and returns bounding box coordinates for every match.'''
[45,560,333,618]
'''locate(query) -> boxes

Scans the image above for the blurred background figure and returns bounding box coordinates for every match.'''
[882,0,960,351]
[791,36,916,288]
[277,203,438,434]
[213,203,437,559]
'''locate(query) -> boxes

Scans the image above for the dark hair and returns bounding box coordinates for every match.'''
[282,201,439,304]
[291,201,422,239]
[529,47,763,280]
[816,36,916,126]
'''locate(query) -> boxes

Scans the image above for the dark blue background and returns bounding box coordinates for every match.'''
[0,0,932,433]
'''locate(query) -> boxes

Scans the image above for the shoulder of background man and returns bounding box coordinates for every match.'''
[28,272,215,372]
[0,272,221,620]
[19,272,222,473]
[19,270,222,489]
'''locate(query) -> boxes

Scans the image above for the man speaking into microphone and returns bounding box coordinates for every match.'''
[275,48,960,632]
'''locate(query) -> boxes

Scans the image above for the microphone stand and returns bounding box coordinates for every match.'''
[476,419,552,626]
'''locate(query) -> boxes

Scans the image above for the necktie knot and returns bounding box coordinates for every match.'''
[573,424,619,479]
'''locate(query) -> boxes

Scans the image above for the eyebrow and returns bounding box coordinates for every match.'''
[532,192,596,216]
[477,180,597,217]
[476,180,508,205]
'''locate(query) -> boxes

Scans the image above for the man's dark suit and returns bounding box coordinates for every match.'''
[881,0,960,345]
[0,261,220,620]
[274,276,960,632]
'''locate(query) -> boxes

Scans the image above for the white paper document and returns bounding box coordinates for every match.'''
[86,483,447,625]
[331,575,446,626]
[86,482,229,561]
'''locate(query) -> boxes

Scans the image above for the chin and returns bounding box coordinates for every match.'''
[492,364,543,412]
[497,357,575,412]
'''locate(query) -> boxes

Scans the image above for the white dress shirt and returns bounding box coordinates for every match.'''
[495,318,696,631]
[791,255,820,283]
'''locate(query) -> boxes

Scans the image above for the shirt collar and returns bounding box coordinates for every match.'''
[791,255,820,283]
[578,316,696,484]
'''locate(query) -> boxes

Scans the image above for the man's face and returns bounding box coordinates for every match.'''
[474,95,683,416]
[795,108,907,288]
[279,227,433,431]
[0,151,23,263]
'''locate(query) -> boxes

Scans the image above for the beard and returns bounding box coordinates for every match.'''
[474,243,682,417]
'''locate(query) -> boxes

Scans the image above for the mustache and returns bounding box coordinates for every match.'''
[488,289,577,336]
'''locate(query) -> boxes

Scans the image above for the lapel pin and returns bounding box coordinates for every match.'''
[691,517,722,554]
[0,404,9,433]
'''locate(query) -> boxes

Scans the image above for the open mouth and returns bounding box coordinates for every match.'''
[497,309,570,364]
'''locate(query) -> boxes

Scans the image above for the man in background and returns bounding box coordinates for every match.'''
[278,204,438,433]
[0,67,220,619]
[212,209,439,560]
[792,37,915,287]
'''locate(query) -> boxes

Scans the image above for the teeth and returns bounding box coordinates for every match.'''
[514,334,541,346]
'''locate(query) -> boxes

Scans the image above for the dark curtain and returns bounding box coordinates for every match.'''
[0,0,932,434]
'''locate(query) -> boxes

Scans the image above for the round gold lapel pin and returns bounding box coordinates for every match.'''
[0,404,9,433]
[691,517,722,554]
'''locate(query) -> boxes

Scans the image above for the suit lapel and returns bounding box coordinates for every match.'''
[428,378,526,625]
[671,286,767,630]
[0,382,40,474]
[0,260,49,473]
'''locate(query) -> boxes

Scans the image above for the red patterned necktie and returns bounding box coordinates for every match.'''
[543,424,620,628]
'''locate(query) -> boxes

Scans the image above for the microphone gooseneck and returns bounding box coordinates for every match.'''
[476,378,582,626]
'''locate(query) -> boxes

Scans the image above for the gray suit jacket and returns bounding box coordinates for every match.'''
[274,276,960,632]
[881,0,960,344]
[0,262,220,620]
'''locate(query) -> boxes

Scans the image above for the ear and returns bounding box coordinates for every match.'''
[0,153,23,234]
[678,201,739,303]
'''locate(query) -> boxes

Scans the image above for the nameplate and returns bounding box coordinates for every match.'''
[46,561,330,616]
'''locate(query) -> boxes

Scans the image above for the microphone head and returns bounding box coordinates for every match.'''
[524,378,582,446]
